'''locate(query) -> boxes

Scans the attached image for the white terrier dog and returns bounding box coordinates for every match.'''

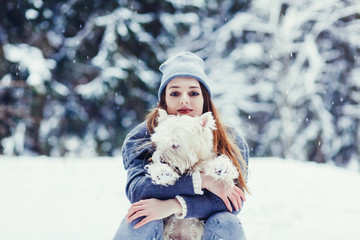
[146,109,239,240]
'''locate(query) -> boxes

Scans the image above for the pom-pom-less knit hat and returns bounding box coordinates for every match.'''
[158,52,212,100]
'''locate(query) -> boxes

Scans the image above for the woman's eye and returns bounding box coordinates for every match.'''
[190,92,200,96]
[170,92,179,96]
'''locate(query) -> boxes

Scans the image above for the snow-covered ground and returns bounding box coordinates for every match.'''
[0,156,359,240]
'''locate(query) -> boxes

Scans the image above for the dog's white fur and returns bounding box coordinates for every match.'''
[146,109,239,240]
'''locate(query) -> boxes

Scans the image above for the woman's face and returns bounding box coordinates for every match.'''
[165,77,204,117]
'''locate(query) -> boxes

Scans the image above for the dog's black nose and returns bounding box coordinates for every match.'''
[172,144,180,149]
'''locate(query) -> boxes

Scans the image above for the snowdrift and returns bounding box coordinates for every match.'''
[0,156,359,240]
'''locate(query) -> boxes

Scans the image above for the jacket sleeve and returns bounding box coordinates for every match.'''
[122,122,200,204]
[177,127,250,219]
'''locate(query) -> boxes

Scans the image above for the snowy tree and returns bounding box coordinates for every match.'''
[203,0,360,166]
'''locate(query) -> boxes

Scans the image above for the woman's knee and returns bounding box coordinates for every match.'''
[203,212,246,239]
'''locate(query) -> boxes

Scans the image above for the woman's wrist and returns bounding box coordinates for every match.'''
[167,198,183,216]
[200,172,212,190]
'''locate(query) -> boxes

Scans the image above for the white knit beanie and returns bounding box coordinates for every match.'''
[158,52,212,100]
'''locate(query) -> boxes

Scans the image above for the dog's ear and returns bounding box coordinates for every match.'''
[200,112,216,130]
[157,108,168,122]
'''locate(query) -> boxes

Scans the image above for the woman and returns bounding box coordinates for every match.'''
[113,52,250,239]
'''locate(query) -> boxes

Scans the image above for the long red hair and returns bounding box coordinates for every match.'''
[146,83,249,193]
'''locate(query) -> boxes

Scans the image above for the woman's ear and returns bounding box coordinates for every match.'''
[200,112,216,130]
[157,108,168,122]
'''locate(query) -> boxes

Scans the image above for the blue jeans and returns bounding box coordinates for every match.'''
[113,212,247,240]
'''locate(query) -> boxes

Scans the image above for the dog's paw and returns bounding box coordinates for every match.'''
[145,163,179,186]
[202,155,238,186]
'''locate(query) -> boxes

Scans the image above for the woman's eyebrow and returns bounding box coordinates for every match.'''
[168,85,200,89]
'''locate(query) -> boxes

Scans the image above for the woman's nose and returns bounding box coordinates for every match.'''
[180,96,189,104]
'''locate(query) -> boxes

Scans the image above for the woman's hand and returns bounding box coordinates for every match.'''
[201,173,246,212]
[126,198,182,229]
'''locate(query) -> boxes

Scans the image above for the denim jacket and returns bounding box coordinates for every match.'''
[121,120,249,219]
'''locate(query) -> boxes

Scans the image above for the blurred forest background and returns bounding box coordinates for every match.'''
[0,0,359,169]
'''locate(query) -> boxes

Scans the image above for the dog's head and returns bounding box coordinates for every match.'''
[151,109,216,171]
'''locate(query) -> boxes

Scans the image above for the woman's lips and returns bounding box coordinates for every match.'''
[178,108,192,114]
